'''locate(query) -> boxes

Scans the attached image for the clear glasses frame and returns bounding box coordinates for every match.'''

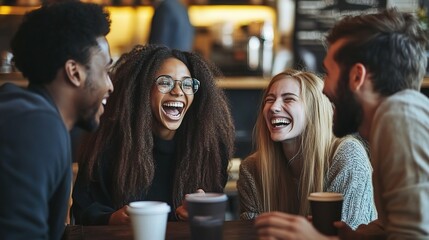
[154,75,200,95]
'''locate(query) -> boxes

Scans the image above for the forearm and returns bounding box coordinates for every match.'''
[72,177,115,225]
[74,203,114,225]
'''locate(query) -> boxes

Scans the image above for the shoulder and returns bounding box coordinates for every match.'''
[2,109,69,154]
[334,136,366,154]
[371,90,429,146]
[240,153,258,172]
[238,153,260,180]
[376,90,429,122]
[0,84,68,157]
[330,136,371,173]
[371,90,429,167]
[383,89,428,105]
[0,83,59,125]
[159,0,185,13]
[0,83,51,106]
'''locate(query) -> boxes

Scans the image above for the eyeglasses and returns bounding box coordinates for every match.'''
[154,75,200,95]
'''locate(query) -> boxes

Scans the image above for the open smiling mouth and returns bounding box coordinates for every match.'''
[162,101,184,118]
[271,118,291,128]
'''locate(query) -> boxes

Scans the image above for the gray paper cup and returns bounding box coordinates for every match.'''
[127,201,170,240]
[308,192,343,236]
[186,193,228,240]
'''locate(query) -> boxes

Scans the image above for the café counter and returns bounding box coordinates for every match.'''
[2,73,429,90]
[62,220,257,240]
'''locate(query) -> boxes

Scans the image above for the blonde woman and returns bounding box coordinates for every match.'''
[237,69,376,238]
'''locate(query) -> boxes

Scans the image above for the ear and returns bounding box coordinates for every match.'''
[64,59,87,88]
[348,63,367,92]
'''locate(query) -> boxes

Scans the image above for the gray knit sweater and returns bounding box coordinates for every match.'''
[237,138,377,230]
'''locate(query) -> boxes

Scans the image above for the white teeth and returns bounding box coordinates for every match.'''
[163,102,184,108]
[271,118,290,125]
[102,99,107,105]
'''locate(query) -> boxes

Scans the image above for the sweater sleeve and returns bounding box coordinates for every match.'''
[237,155,263,220]
[325,138,378,230]
[71,161,115,225]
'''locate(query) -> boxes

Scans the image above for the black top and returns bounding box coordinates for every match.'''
[0,83,72,240]
[72,136,180,225]
[145,136,176,220]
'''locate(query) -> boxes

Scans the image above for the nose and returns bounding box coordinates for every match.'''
[270,99,282,113]
[170,81,184,96]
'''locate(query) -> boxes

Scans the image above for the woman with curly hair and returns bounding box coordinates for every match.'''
[237,69,377,238]
[72,44,235,225]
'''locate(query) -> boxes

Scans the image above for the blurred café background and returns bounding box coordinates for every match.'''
[1,0,428,220]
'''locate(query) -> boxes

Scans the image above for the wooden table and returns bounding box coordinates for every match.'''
[62,220,257,240]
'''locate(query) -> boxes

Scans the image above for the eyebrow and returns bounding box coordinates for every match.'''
[266,92,299,98]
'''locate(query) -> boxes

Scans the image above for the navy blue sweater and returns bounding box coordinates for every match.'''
[0,83,72,240]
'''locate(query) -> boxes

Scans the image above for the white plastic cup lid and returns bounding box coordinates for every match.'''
[185,192,228,203]
[127,201,171,215]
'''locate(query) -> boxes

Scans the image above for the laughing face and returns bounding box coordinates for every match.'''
[150,57,194,140]
[263,77,306,142]
[76,36,113,131]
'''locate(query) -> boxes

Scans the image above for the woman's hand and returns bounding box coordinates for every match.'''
[255,211,336,240]
[175,189,205,221]
[108,205,130,225]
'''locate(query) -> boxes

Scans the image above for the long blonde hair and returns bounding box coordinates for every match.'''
[255,69,340,215]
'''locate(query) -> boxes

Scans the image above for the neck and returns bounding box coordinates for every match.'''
[152,122,176,140]
[281,138,302,178]
[44,81,76,131]
[358,92,385,140]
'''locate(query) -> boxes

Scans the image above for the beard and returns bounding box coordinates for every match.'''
[75,73,101,132]
[75,107,99,132]
[332,71,363,137]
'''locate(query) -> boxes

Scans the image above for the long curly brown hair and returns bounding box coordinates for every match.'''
[78,44,235,210]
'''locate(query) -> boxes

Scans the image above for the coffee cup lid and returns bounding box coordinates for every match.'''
[185,192,228,203]
[127,201,171,215]
[308,192,343,201]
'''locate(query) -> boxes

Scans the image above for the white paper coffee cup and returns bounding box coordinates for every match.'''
[127,201,171,240]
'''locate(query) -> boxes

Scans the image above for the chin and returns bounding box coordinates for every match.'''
[76,117,99,132]
[270,134,286,142]
[165,123,181,131]
[162,117,184,129]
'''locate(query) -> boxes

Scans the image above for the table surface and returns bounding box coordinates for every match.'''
[62,220,257,240]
